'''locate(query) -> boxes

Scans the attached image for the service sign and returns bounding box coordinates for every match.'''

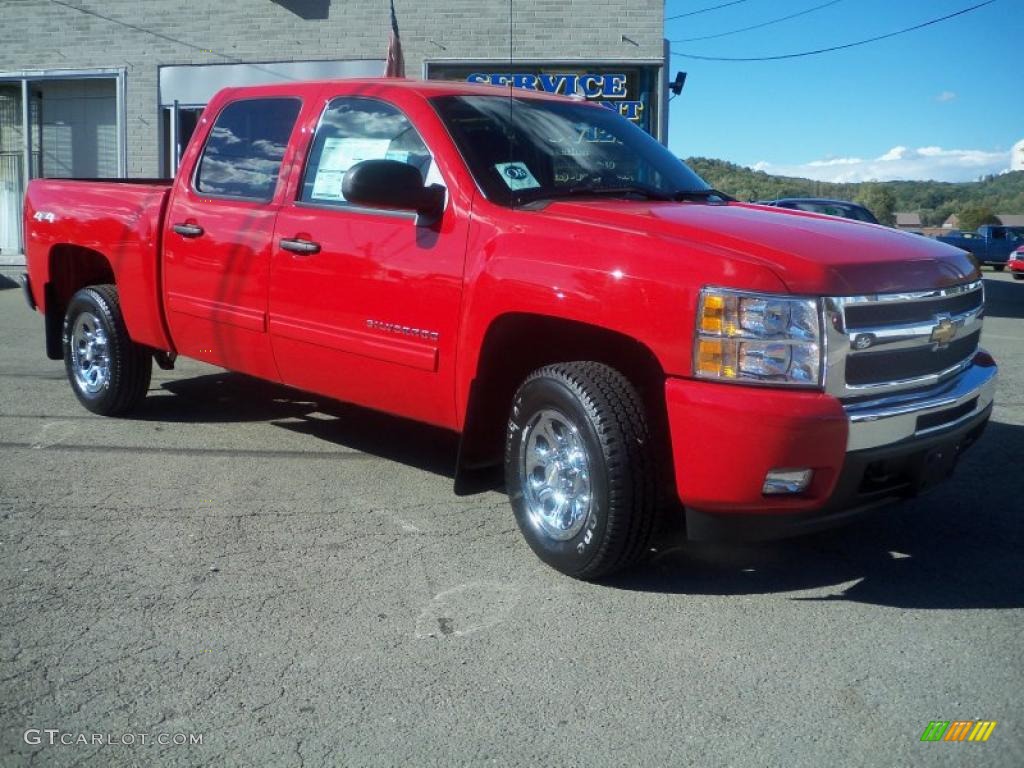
[426,63,659,137]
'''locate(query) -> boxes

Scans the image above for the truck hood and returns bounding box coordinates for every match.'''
[537,200,979,295]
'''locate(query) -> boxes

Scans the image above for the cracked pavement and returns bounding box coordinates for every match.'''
[1,269,1022,767]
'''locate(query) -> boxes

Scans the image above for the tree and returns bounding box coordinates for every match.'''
[958,205,1000,231]
[854,184,896,226]
[924,203,957,227]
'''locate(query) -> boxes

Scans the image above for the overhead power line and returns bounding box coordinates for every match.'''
[671,0,843,44]
[666,0,754,22]
[672,0,996,60]
[46,0,237,61]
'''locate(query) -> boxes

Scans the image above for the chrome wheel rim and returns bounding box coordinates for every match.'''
[519,408,592,541]
[70,312,110,395]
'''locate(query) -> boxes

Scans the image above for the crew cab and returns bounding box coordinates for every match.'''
[937,224,1024,270]
[21,79,998,579]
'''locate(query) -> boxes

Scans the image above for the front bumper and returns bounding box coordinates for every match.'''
[665,357,997,541]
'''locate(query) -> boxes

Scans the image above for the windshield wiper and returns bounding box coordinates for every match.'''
[670,188,735,202]
[524,185,675,203]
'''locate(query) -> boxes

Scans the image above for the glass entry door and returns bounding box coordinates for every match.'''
[0,74,119,259]
[0,84,26,258]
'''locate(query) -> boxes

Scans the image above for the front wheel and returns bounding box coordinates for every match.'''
[993,265,1006,272]
[505,362,658,579]
[63,285,152,415]
[1014,273,1024,280]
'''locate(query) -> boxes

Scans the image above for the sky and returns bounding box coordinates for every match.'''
[664,0,1024,182]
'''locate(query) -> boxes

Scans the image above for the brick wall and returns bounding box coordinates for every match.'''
[0,0,664,176]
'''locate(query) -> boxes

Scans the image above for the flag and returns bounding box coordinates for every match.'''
[385,0,405,78]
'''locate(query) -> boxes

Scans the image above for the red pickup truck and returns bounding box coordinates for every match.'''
[21,78,997,579]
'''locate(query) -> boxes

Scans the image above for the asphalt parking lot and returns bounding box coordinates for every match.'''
[1,267,1022,767]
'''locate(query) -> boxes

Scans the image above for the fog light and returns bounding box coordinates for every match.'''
[763,468,813,495]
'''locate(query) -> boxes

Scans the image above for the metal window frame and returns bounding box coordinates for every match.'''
[0,68,127,256]
[0,68,128,177]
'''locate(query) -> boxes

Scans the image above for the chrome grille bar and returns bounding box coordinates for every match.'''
[823,280,984,399]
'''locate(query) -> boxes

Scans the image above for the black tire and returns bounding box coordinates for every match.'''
[63,284,151,416]
[1014,273,1024,280]
[993,265,1005,272]
[505,362,658,579]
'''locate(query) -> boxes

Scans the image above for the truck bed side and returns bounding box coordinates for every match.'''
[24,178,175,356]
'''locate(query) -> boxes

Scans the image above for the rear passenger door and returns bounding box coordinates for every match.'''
[268,94,469,428]
[163,97,302,380]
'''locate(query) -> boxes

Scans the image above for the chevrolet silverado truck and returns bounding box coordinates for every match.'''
[21,79,997,579]
[936,224,1024,270]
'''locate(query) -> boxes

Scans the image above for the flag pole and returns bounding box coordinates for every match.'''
[385,0,405,78]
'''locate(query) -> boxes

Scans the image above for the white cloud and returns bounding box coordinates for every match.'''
[751,145,1011,183]
[936,90,957,103]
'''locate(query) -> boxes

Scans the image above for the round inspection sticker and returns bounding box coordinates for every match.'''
[495,162,541,190]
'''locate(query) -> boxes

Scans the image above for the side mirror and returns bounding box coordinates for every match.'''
[342,159,445,226]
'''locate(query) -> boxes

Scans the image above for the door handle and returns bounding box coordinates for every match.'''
[279,237,321,256]
[172,223,204,238]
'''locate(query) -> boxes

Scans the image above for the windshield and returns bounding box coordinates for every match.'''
[430,94,712,206]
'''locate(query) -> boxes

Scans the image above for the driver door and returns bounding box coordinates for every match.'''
[268,93,469,429]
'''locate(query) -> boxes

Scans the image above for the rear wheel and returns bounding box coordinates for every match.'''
[993,265,1005,272]
[63,285,151,415]
[505,362,658,579]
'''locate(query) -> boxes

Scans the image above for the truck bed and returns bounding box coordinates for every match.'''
[23,177,175,353]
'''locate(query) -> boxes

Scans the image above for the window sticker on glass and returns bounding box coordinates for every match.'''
[311,137,391,201]
[495,162,540,191]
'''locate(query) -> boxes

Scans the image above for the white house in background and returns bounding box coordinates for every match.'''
[998,214,1024,227]
[1013,139,1024,171]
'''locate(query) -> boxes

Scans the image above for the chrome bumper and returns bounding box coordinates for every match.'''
[845,362,997,451]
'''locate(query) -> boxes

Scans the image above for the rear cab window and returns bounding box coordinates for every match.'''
[194,98,302,201]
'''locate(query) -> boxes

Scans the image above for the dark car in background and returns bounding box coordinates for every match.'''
[757,198,880,225]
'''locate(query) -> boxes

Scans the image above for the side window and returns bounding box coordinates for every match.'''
[300,97,437,207]
[195,98,301,201]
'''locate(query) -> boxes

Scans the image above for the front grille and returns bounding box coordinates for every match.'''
[844,288,983,329]
[845,331,980,386]
[824,280,984,398]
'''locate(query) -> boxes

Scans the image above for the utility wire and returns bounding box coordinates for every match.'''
[667,0,754,22]
[46,0,236,60]
[671,0,843,43]
[672,0,996,60]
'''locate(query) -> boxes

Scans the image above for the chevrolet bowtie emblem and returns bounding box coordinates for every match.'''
[929,316,957,347]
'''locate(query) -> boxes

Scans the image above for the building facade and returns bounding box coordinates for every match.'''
[0,0,667,260]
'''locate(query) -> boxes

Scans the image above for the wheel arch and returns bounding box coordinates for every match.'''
[44,244,116,359]
[454,312,675,497]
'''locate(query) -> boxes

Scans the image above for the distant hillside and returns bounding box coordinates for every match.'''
[685,157,1024,227]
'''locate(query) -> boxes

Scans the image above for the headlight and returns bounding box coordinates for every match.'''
[695,287,821,386]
